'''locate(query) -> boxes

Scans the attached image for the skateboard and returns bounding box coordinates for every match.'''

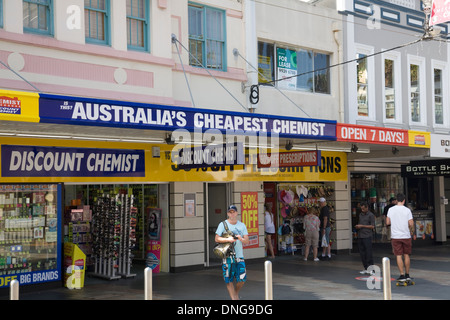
[396,278,415,286]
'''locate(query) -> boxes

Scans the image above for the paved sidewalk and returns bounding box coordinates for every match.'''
[4,243,450,300]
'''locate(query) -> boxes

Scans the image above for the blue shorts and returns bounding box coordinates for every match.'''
[222,257,247,284]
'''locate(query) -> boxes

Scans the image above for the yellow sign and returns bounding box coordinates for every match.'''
[0,137,348,183]
[63,242,86,289]
[158,146,348,182]
[408,130,431,148]
[0,89,39,122]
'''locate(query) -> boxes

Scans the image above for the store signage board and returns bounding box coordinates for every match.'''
[38,93,337,140]
[336,123,409,146]
[257,150,321,168]
[1,145,145,177]
[430,0,450,26]
[401,159,450,177]
[430,133,450,158]
[0,89,40,123]
[172,142,245,169]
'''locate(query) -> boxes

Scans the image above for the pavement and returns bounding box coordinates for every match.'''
[3,243,450,301]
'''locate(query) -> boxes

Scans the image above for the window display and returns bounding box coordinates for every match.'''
[350,173,404,243]
[0,184,61,288]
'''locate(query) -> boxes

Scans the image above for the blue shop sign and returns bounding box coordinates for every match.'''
[38,94,337,140]
[2,145,145,177]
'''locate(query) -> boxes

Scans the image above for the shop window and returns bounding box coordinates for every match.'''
[188,4,226,71]
[259,44,330,93]
[357,53,369,117]
[350,173,404,244]
[85,0,110,45]
[434,68,444,125]
[406,177,435,241]
[258,42,275,85]
[384,58,395,119]
[0,184,61,288]
[64,183,167,270]
[410,63,420,122]
[126,0,149,52]
[23,0,53,35]
[276,183,335,254]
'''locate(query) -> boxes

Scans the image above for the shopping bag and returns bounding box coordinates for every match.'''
[321,235,329,247]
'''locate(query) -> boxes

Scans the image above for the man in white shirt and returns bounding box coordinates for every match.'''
[386,193,415,282]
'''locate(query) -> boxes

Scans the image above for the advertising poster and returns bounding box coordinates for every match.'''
[146,208,162,273]
[241,192,259,248]
[276,48,297,90]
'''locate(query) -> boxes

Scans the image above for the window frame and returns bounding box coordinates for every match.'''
[258,42,331,94]
[23,0,53,36]
[381,50,402,124]
[431,59,448,128]
[0,0,3,29]
[407,55,426,126]
[85,0,111,46]
[188,2,227,72]
[126,0,150,52]
[355,44,375,121]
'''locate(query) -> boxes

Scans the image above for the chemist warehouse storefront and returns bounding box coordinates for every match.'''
[0,89,347,291]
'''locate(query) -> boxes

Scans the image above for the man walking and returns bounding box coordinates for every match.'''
[386,193,415,282]
[215,205,249,300]
[355,202,375,274]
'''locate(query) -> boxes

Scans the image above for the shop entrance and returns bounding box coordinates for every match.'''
[205,183,232,266]
[63,183,170,274]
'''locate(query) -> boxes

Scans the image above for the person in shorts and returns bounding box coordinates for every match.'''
[303,206,320,261]
[386,193,415,282]
[215,205,249,300]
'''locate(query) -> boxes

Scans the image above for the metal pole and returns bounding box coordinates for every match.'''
[382,257,392,300]
[145,267,152,300]
[264,260,273,300]
[10,280,19,300]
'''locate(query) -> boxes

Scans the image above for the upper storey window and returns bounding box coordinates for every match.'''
[85,0,110,45]
[127,0,149,51]
[188,3,226,71]
[23,0,53,35]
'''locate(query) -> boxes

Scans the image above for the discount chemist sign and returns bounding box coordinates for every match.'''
[1,145,145,177]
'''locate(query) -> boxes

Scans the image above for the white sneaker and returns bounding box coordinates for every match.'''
[314,258,320,262]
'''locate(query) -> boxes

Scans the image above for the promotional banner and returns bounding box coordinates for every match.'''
[241,192,259,249]
[337,123,409,146]
[146,208,162,273]
[38,93,336,140]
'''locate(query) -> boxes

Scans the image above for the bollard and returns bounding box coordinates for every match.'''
[145,267,152,300]
[264,260,273,300]
[10,280,19,300]
[382,257,392,300]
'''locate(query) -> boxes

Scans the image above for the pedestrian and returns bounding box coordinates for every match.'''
[386,193,415,283]
[382,197,397,241]
[264,203,276,259]
[215,205,249,300]
[318,197,331,260]
[355,202,375,274]
[304,206,320,261]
